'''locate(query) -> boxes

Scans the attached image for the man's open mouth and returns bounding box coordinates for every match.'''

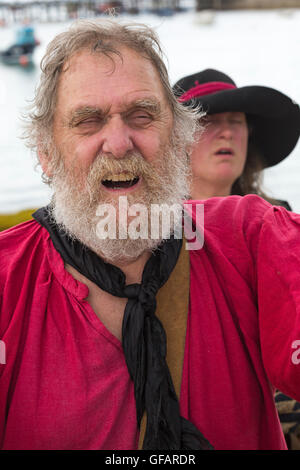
[101,173,140,190]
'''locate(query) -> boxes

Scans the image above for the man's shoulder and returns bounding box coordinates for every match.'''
[184,194,272,234]
[0,219,48,281]
[184,195,277,262]
[185,194,271,217]
[0,218,45,249]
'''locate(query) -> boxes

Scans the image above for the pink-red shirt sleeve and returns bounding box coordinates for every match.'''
[198,194,300,401]
[256,200,300,400]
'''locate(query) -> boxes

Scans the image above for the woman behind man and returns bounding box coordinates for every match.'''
[173,68,300,448]
[173,68,300,209]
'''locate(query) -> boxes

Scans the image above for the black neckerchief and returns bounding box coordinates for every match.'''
[33,206,213,450]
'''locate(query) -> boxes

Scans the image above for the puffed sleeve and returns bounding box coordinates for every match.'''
[256,201,300,400]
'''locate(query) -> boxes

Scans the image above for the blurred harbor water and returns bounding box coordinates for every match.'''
[0,7,300,213]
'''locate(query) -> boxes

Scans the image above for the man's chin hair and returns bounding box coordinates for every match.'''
[48,136,190,263]
[49,199,166,263]
[89,237,163,264]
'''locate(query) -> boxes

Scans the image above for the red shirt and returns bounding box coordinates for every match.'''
[1,195,300,449]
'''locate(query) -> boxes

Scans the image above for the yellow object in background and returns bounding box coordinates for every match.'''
[0,209,36,231]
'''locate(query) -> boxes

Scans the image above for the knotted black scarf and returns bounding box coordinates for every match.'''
[33,206,213,450]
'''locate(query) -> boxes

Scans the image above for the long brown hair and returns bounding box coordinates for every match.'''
[230,118,281,206]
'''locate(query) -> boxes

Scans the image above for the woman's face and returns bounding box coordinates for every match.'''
[191,111,249,196]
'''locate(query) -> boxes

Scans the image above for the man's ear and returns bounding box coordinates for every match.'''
[37,147,53,178]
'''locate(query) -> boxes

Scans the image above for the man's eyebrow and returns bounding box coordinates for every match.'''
[124,98,162,115]
[67,98,162,127]
[68,106,109,127]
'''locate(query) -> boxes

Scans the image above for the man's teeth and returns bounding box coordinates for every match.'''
[101,173,140,189]
[104,173,135,182]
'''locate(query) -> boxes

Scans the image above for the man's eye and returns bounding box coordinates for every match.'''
[72,118,103,134]
[128,113,153,125]
[78,119,101,125]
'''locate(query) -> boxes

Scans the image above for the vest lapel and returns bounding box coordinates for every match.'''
[138,242,190,449]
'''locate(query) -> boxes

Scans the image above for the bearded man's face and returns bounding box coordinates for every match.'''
[39,47,190,262]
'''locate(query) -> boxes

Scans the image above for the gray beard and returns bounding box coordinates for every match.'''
[49,145,190,263]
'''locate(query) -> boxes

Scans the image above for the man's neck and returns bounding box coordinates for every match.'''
[67,247,151,286]
[111,251,152,285]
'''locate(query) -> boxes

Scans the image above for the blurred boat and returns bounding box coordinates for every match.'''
[0,23,40,67]
[0,44,34,66]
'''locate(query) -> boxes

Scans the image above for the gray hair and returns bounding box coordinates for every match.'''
[23,18,200,162]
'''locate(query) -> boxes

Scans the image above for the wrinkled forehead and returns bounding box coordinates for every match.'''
[59,45,165,91]
[59,47,164,94]
[56,47,171,114]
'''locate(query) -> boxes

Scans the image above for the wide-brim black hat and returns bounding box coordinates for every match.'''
[173,69,300,168]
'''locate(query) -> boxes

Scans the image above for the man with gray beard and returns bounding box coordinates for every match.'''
[51,148,189,263]
[1,19,300,451]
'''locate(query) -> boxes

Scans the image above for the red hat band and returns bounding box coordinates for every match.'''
[179,81,237,103]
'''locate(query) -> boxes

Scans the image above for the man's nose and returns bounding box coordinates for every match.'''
[101,116,134,158]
